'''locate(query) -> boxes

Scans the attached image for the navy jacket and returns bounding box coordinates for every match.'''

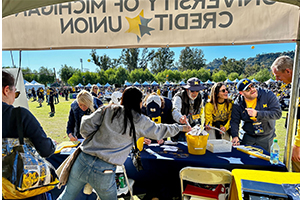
[67,97,103,139]
[2,102,55,158]
[230,88,282,138]
[142,97,175,124]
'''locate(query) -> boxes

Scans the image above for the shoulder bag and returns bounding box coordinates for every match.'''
[2,107,59,199]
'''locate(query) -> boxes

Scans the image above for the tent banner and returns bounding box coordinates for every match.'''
[2,0,300,50]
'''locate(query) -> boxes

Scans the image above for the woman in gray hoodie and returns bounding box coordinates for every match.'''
[57,86,191,200]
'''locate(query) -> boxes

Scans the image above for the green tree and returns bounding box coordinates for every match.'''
[38,67,55,85]
[150,48,175,74]
[58,65,77,83]
[114,67,130,85]
[197,68,211,82]
[129,68,154,83]
[155,69,181,83]
[212,70,227,82]
[244,64,261,77]
[228,72,240,81]
[120,48,139,72]
[254,68,272,82]
[22,67,37,82]
[178,47,206,71]
[219,57,245,75]
[90,50,113,71]
[139,48,156,70]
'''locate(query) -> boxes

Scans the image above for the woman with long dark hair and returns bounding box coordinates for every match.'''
[205,82,233,140]
[57,86,191,200]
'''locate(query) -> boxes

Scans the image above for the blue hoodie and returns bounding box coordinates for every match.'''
[230,88,282,138]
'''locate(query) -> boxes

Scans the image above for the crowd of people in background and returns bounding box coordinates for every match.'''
[8,55,297,200]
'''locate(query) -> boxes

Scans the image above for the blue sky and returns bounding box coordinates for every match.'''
[1,43,296,75]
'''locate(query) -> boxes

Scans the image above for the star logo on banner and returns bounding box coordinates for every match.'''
[125,10,155,43]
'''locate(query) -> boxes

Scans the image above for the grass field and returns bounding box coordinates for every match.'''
[28,96,289,161]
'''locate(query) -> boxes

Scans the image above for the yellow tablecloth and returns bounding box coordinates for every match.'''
[229,169,300,200]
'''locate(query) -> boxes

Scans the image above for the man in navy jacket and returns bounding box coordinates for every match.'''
[230,79,282,152]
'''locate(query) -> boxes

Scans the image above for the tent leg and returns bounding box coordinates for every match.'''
[283,41,300,171]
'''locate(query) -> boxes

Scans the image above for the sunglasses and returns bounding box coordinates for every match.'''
[15,91,20,99]
[190,90,199,93]
[219,88,228,93]
[244,84,254,92]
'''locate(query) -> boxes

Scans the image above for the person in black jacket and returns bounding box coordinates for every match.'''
[48,87,55,115]
[2,70,55,200]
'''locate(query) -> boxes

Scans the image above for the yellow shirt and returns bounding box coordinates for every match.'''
[204,101,233,131]
[245,98,257,121]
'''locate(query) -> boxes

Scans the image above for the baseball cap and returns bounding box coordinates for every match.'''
[183,77,205,91]
[111,91,122,105]
[146,95,162,107]
[237,78,252,91]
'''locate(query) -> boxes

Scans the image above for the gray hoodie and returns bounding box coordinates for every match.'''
[80,104,183,166]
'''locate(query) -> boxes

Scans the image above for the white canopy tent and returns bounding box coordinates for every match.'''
[3,68,29,109]
[24,81,45,92]
[2,0,300,170]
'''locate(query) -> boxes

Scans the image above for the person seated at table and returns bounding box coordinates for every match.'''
[205,82,232,141]
[57,86,191,200]
[66,90,103,141]
[142,93,176,145]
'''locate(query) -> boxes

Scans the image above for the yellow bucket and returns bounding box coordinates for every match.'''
[186,133,209,155]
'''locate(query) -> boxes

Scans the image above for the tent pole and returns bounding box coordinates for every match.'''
[283,40,300,171]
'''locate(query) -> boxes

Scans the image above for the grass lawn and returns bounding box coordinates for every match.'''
[28,96,289,161]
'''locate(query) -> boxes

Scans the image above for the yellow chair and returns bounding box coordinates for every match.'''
[180,167,232,200]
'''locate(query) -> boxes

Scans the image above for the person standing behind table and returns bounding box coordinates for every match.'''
[66,90,103,141]
[172,77,205,141]
[142,93,177,145]
[271,55,300,172]
[230,79,282,152]
[2,71,56,200]
[57,86,191,200]
[205,82,232,141]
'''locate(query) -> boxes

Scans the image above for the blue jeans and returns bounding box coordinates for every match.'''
[57,151,117,200]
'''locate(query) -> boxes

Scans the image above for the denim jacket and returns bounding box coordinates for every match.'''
[66,97,103,138]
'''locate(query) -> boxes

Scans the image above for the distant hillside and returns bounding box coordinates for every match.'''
[206,50,295,70]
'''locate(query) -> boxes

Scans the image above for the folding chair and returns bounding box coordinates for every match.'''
[180,167,232,200]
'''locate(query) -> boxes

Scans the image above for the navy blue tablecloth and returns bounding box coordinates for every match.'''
[123,143,286,199]
[47,143,286,199]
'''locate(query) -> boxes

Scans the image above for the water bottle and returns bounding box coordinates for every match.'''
[270,139,279,165]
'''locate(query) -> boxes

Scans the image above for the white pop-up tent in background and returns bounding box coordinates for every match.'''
[3,68,29,109]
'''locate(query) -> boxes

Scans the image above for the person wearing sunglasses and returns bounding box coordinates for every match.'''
[172,77,206,141]
[230,78,282,152]
[271,55,300,172]
[2,71,56,200]
[205,82,232,140]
